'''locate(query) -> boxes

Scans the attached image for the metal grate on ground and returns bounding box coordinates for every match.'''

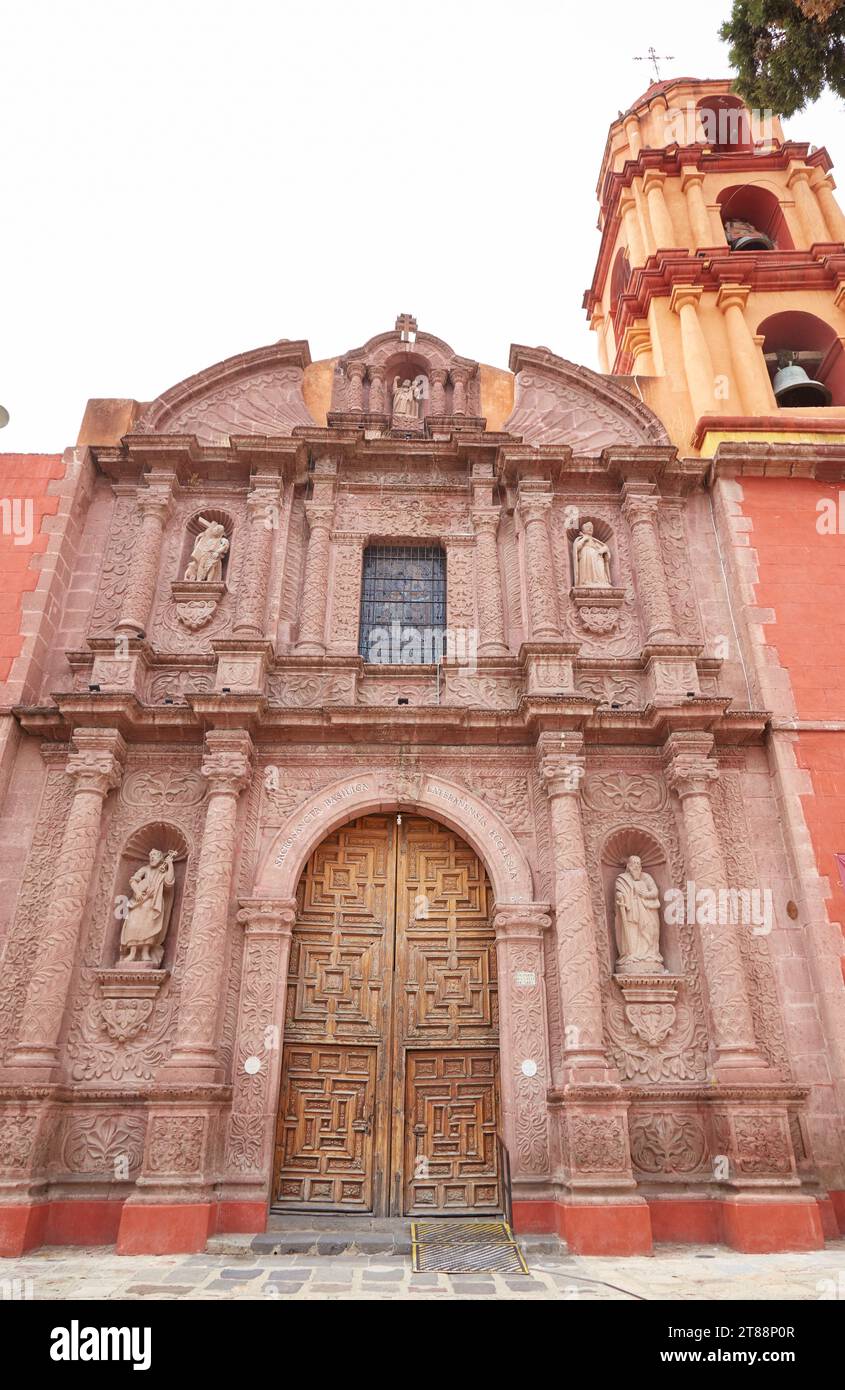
[411,1219,529,1275]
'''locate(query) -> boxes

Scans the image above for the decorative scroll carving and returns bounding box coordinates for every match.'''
[61,1113,146,1175]
[89,495,138,635]
[268,673,355,707]
[505,346,671,452]
[629,1113,707,1174]
[569,1114,629,1172]
[147,1114,205,1173]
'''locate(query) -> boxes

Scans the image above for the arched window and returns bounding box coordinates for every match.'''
[718,184,793,251]
[696,95,754,153]
[758,312,842,408]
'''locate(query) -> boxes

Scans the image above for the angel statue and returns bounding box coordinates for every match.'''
[120,848,177,966]
[184,517,229,582]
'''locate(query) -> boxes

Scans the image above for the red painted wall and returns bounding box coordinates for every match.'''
[0,454,65,683]
[739,476,845,945]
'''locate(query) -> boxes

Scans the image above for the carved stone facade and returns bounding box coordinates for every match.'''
[0,316,838,1258]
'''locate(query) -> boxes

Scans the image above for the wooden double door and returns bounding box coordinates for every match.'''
[272,814,502,1216]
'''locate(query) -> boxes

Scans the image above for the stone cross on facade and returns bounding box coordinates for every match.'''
[395,312,417,342]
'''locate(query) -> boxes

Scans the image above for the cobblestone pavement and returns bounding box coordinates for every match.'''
[2,1240,844,1300]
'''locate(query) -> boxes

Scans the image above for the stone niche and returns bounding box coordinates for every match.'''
[102,820,189,974]
[171,509,234,630]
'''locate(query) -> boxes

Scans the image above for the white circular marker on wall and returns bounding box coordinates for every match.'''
[244,1056,262,1075]
[521,1059,538,1078]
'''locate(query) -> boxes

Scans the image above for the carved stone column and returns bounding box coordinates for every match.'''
[538,734,612,1080]
[328,532,366,655]
[165,730,254,1083]
[816,176,845,241]
[472,509,508,656]
[233,474,282,637]
[716,285,776,415]
[451,367,469,416]
[430,367,448,415]
[517,493,561,640]
[620,483,678,643]
[494,905,553,1184]
[346,360,365,411]
[295,503,334,654]
[669,284,717,420]
[223,898,297,1196]
[619,192,646,267]
[9,728,126,1078]
[116,477,174,636]
[662,732,768,1078]
[368,367,385,414]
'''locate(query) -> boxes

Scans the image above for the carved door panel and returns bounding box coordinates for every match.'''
[403,1050,501,1214]
[273,813,501,1215]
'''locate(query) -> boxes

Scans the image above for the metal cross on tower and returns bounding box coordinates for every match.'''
[634,47,675,82]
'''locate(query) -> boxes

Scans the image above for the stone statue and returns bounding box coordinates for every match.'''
[614,855,665,975]
[120,849,177,966]
[573,522,612,587]
[392,376,423,420]
[184,517,229,582]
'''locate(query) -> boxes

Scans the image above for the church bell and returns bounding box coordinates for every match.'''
[723,218,775,252]
[772,363,832,408]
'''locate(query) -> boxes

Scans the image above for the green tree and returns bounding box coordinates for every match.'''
[721,0,845,116]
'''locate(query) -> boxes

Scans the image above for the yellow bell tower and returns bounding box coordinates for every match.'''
[584,77,845,455]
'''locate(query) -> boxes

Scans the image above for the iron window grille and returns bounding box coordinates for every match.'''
[359,545,447,665]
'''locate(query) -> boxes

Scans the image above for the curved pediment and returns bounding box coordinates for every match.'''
[134,340,316,443]
[504,346,670,454]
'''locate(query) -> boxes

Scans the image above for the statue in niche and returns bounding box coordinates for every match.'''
[184,517,229,582]
[120,849,177,966]
[614,855,666,976]
[573,522,612,587]
[392,375,425,421]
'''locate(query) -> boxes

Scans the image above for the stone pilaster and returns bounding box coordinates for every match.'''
[620,482,678,643]
[223,898,297,1195]
[9,728,126,1078]
[164,730,254,1083]
[538,734,611,1080]
[472,510,508,656]
[346,361,366,412]
[517,492,561,641]
[116,476,175,636]
[669,284,717,420]
[716,285,775,415]
[430,367,448,415]
[295,503,334,654]
[450,367,469,416]
[494,905,553,1184]
[233,474,283,637]
[662,731,768,1078]
[328,532,366,655]
[368,367,385,414]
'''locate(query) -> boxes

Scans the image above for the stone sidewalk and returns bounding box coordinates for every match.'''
[2,1240,845,1300]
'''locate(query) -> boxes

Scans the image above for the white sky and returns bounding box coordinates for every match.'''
[3,0,845,452]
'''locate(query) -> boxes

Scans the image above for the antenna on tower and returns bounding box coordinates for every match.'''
[634,46,675,83]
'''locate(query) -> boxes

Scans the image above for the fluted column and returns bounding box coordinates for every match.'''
[816,177,845,242]
[643,170,677,250]
[224,898,297,1185]
[430,368,448,415]
[663,733,767,1077]
[517,493,561,640]
[493,905,553,1181]
[295,503,334,653]
[9,728,126,1076]
[116,478,174,635]
[788,167,830,245]
[619,193,647,267]
[233,475,282,636]
[538,735,611,1080]
[472,509,508,655]
[346,360,365,412]
[669,284,718,420]
[620,483,678,642]
[716,285,777,415]
[681,170,714,248]
[165,730,254,1082]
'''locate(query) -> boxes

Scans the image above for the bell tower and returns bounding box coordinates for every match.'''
[584,77,845,454]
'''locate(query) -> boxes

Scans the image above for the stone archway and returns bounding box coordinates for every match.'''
[223,774,553,1224]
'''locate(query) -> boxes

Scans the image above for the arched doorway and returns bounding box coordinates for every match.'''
[272,812,502,1217]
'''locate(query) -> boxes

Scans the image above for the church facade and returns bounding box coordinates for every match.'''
[2,78,845,1258]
